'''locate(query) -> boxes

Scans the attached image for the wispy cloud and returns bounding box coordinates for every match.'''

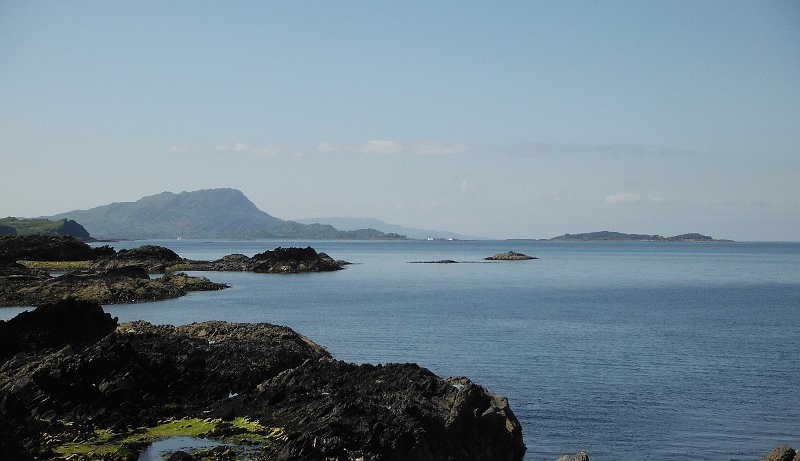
[357,140,405,154]
[605,192,643,204]
[413,142,469,155]
[605,192,663,204]
[316,140,470,156]
[215,142,283,156]
[167,146,188,154]
[511,142,693,157]
[317,140,406,155]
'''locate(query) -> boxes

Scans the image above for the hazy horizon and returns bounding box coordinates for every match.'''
[2,2,798,241]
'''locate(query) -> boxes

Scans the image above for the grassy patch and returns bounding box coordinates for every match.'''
[20,260,91,271]
[56,417,283,459]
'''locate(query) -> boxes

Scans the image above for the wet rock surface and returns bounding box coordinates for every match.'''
[0,300,526,461]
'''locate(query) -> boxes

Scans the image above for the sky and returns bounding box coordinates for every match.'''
[1,1,799,240]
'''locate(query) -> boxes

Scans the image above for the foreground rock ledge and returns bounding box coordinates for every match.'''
[0,299,526,461]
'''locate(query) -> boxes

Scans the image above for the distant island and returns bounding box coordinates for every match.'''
[295,217,488,241]
[545,231,732,242]
[46,188,407,241]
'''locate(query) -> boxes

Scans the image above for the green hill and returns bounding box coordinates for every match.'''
[0,217,94,241]
[48,188,406,240]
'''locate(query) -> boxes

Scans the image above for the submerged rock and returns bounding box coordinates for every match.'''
[0,300,526,461]
[556,450,589,461]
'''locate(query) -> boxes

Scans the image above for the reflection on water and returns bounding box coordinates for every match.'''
[137,436,221,461]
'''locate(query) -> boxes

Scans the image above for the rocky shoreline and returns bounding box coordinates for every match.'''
[0,299,526,460]
[0,236,348,307]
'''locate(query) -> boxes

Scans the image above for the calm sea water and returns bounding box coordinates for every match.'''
[3,240,799,460]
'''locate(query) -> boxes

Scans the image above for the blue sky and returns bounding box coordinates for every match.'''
[1,1,798,240]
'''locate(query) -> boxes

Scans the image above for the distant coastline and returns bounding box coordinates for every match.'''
[510,231,733,242]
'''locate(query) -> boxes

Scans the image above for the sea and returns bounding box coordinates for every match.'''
[2,239,798,460]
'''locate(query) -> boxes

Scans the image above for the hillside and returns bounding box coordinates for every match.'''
[0,217,94,241]
[49,189,406,240]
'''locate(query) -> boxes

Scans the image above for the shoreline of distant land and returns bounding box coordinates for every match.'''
[509,231,733,242]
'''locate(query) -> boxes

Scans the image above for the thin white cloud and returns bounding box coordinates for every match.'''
[605,192,643,204]
[460,180,475,193]
[605,192,663,204]
[317,142,340,153]
[512,142,690,157]
[216,142,283,156]
[355,140,405,155]
[167,146,187,154]
[317,140,405,155]
[413,142,469,155]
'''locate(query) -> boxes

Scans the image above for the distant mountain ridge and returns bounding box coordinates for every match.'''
[48,189,406,240]
[294,217,488,240]
[548,231,732,242]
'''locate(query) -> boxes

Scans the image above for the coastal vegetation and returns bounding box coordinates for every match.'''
[0,217,93,241]
[55,416,282,459]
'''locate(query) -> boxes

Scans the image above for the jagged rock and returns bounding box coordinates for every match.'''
[250,362,526,461]
[0,302,526,461]
[91,244,183,272]
[186,246,349,273]
[556,450,589,461]
[485,251,537,261]
[0,299,117,360]
[0,235,112,262]
[762,446,797,461]
[1,240,347,306]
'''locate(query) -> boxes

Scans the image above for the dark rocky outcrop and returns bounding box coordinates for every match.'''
[186,246,349,273]
[0,299,117,360]
[0,235,112,262]
[249,361,525,461]
[0,237,346,306]
[90,244,184,272]
[762,446,798,461]
[0,267,228,307]
[485,251,537,261]
[0,300,526,461]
